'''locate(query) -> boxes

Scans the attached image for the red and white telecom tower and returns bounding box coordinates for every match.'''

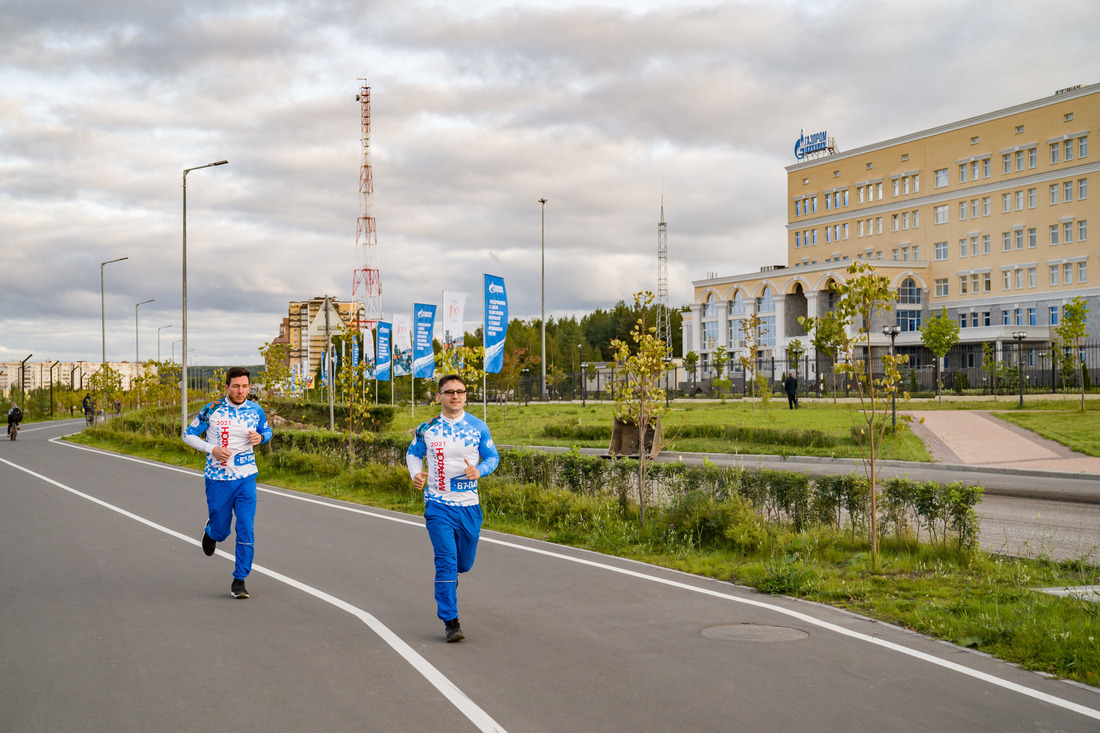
[352,80,383,332]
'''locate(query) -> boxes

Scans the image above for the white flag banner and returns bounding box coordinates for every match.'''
[392,314,412,377]
[442,291,466,348]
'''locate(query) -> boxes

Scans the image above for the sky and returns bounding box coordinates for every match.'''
[2,0,1099,367]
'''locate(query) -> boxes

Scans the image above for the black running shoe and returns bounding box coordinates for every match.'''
[444,618,464,643]
[231,578,249,599]
[201,530,216,557]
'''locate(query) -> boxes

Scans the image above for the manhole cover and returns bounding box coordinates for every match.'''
[702,624,808,642]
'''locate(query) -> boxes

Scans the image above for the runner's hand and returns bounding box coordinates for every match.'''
[464,459,480,480]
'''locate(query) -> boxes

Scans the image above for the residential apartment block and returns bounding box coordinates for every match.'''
[277,296,364,378]
[684,83,1098,377]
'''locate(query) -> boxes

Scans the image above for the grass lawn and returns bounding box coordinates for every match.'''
[386,398,932,462]
[996,410,1100,458]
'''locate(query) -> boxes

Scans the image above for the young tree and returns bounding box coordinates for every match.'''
[712,344,730,400]
[682,351,699,395]
[610,291,670,528]
[1056,295,1090,412]
[800,262,910,566]
[981,342,997,399]
[786,338,805,376]
[806,309,847,402]
[258,341,293,398]
[737,312,766,411]
[920,308,960,401]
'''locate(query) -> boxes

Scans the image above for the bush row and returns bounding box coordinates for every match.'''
[496,450,983,549]
[264,398,396,432]
[542,421,837,448]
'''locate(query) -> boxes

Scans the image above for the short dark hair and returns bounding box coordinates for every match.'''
[437,374,464,392]
[226,366,251,385]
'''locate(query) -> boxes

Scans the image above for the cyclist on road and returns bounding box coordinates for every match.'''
[7,402,23,438]
[82,394,94,425]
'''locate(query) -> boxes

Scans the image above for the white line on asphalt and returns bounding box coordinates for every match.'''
[50,438,1100,722]
[3,452,506,733]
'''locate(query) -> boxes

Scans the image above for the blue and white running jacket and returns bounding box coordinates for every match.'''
[183,397,273,481]
[406,412,499,507]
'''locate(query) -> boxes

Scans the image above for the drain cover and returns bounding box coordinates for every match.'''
[702,624,808,642]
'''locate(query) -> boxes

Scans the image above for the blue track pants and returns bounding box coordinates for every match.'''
[424,501,483,621]
[204,475,257,580]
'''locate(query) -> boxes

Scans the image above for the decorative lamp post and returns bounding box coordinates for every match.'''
[135,299,154,364]
[882,324,901,428]
[1012,331,1027,408]
[157,325,173,362]
[538,197,547,400]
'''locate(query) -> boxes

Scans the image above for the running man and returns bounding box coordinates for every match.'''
[406,374,500,642]
[184,367,272,599]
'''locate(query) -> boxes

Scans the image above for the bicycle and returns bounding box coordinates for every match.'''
[85,408,95,427]
[8,422,18,441]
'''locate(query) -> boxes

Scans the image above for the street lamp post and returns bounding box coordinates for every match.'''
[538,197,547,400]
[172,339,182,364]
[135,299,154,365]
[48,361,59,416]
[522,367,530,406]
[1012,332,1027,408]
[157,325,173,362]
[882,325,901,428]
[101,257,129,364]
[182,160,228,431]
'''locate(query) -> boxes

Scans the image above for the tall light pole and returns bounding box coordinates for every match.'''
[172,339,182,364]
[157,325,173,362]
[135,299,154,364]
[882,325,901,428]
[182,159,228,431]
[1012,331,1027,408]
[539,197,547,400]
[101,257,129,364]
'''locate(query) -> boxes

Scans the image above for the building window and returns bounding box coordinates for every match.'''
[1028,307,1037,326]
[857,220,864,237]
[898,277,922,304]
[1015,229,1024,250]
[795,232,801,247]
[959,202,967,220]
[1064,221,1073,243]
[960,239,968,258]
[934,205,948,224]
[958,164,967,183]
[971,312,979,328]
[959,275,968,294]
[984,273,991,292]
[1050,183,1059,205]
[1002,193,1011,213]
[1028,187,1036,208]
[959,314,967,328]
[1065,181,1074,202]
[972,273,980,293]
[1003,232,1011,251]
[1050,265,1059,285]
[1001,270,1010,289]
[971,161,980,181]
[702,294,718,317]
[1002,153,1012,174]
[983,159,990,178]
[1080,178,1088,200]
[1050,224,1059,245]
[1065,263,1073,283]
[1028,267,1036,288]
[970,236,979,256]
[935,278,948,297]
[983,197,990,216]
[1080,261,1088,283]
[1015,150,1024,171]
[912,245,919,260]
[1015,308,1023,326]
[897,310,921,332]
[703,321,718,349]
[913,210,920,228]
[1028,228,1036,248]
[1051,142,1060,164]
[1081,135,1089,158]
[1002,310,1010,325]
[1065,139,1074,161]
[1050,305,1059,325]
[1015,269,1024,289]
[729,292,746,315]
[984,235,991,254]
[1079,220,1087,241]
[1029,147,1037,168]
[971,199,979,218]
[876,217,883,234]
[756,286,774,313]
[983,311,991,326]
[934,168,948,187]
[876,182,882,200]
[728,317,743,347]
[934,241,947,260]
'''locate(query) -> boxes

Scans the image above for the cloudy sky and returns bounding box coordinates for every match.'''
[2,0,1099,366]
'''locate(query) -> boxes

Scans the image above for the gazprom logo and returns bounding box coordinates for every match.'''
[488,282,504,294]
[418,309,432,318]
[794,129,828,160]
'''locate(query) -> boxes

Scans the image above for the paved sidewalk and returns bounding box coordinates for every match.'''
[907,410,1100,475]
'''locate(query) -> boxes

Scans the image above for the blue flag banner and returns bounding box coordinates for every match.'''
[484,274,508,374]
[376,322,392,381]
[412,303,437,379]
[351,338,359,368]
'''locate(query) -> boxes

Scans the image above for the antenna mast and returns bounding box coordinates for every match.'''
[656,198,672,351]
[352,80,383,331]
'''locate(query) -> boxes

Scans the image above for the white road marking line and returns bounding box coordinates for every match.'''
[50,438,1100,722]
[3,452,506,733]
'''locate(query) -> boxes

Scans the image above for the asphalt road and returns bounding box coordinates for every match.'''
[3,421,1100,731]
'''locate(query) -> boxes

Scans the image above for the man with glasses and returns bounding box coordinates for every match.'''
[407,374,499,642]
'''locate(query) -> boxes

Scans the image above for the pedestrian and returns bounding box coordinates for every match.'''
[784,371,799,409]
[183,366,272,599]
[406,374,500,642]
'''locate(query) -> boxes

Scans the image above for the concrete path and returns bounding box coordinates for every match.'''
[907,410,1100,475]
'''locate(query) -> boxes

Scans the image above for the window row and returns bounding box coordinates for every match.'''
[1048,262,1089,286]
[890,210,921,232]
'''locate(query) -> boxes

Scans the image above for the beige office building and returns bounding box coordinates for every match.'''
[684,83,1099,377]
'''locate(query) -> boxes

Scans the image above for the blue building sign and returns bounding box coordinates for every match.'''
[794,129,828,160]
